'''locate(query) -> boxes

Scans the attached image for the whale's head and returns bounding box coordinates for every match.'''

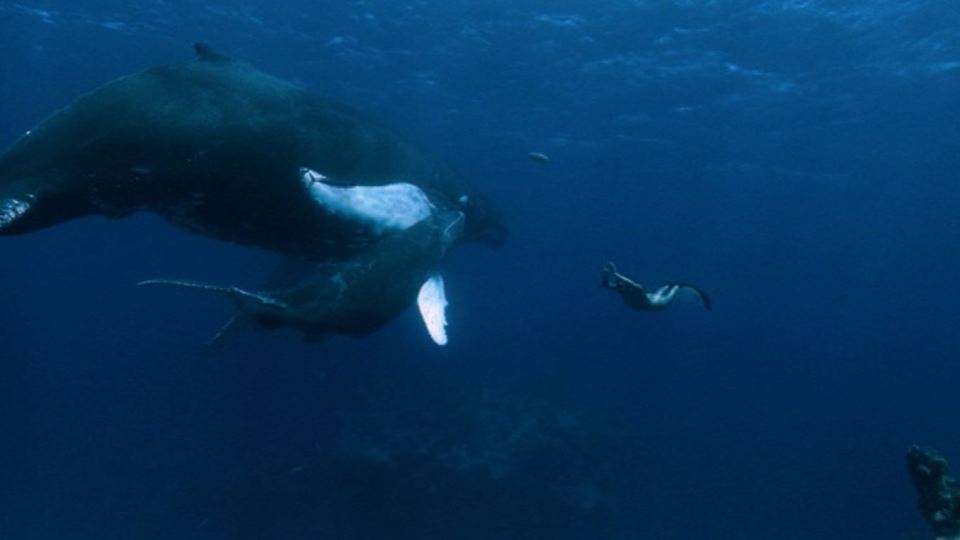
[453,190,508,248]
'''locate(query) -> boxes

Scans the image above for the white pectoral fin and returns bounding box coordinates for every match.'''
[300,167,433,233]
[417,274,449,346]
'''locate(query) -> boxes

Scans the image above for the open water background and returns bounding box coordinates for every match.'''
[1,1,959,538]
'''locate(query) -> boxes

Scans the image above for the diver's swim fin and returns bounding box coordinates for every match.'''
[671,283,712,310]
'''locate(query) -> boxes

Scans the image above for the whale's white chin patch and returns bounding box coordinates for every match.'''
[301,167,433,234]
[417,274,448,346]
[0,198,31,228]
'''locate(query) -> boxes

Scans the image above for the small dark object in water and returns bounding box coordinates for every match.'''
[527,151,550,164]
[907,445,960,539]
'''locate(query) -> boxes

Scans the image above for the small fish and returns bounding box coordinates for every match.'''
[527,151,550,164]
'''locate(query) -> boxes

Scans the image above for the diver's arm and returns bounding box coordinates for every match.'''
[602,261,644,290]
[602,262,657,310]
[602,262,620,288]
[615,273,644,290]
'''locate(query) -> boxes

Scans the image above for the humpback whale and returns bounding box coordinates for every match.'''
[138,210,465,347]
[0,44,506,260]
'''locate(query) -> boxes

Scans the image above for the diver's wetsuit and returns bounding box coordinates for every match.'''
[602,262,661,311]
[601,262,711,311]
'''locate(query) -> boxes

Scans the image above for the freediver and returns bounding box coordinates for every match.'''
[601,262,711,311]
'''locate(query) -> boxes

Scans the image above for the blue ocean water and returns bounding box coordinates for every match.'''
[1,1,959,538]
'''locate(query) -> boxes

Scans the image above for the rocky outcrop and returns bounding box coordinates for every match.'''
[907,445,960,540]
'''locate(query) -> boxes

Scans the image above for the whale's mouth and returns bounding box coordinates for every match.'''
[300,167,434,234]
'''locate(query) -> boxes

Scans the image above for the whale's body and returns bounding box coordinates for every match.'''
[139,211,465,347]
[0,44,505,259]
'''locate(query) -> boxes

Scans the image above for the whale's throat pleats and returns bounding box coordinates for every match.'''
[300,167,434,234]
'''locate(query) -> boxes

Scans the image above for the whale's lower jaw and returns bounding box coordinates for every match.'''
[0,198,32,230]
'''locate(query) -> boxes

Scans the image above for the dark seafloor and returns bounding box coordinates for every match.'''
[1,1,959,539]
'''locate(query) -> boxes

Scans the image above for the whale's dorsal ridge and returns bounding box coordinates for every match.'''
[192,42,231,63]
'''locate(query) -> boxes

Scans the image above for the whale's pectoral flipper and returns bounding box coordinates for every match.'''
[0,196,33,231]
[417,274,449,346]
[300,168,435,234]
[137,279,288,310]
[0,179,44,234]
[0,178,99,235]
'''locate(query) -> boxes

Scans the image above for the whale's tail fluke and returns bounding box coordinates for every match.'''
[0,176,98,236]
